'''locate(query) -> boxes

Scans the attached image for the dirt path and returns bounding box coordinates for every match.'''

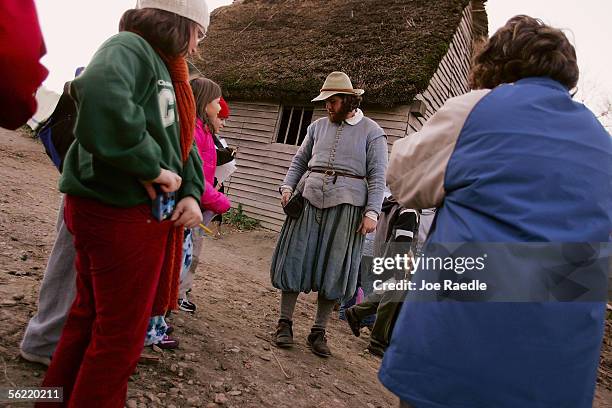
[0,129,394,408]
[0,129,610,408]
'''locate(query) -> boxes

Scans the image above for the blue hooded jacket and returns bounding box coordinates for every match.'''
[381,77,612,408]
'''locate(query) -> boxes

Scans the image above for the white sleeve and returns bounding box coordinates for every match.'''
[387,90,490,209]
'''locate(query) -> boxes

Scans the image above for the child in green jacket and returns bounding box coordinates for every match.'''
[39,2,209,406]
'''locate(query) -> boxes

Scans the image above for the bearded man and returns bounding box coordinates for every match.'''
[270,71,388,357]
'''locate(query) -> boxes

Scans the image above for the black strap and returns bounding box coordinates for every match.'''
[212,132,225,149]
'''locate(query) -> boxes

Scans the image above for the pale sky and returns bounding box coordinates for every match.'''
[486,0,612,121]
[35,0,611,119]
[34,0,233,92]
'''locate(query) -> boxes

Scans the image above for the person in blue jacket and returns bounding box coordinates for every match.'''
[380,15,612,408]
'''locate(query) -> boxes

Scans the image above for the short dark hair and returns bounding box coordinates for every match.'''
[339,94,362,113]
[119,8,197,57]
[469,15,579,90]
[189,77,222,122]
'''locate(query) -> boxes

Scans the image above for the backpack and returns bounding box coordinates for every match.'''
[373,197,421,281]
[36,82,77,172]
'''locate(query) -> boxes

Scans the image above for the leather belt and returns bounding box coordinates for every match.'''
[309,168,365,184]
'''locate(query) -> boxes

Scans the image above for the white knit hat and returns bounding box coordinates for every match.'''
[136,0,210,30]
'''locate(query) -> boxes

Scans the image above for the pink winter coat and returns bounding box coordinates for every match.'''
[194,119,231,214]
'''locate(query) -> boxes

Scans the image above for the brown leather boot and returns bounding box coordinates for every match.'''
[274,319,294,348]
[307,329,331,357]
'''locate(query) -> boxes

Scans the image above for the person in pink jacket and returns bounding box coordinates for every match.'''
[208,97,236,236]
[178,77,231,312]
[194,99,231,214]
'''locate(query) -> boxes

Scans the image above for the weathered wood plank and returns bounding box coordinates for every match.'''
[367,111,411,123]
[381,127,407,138]
[368,117,410,132]
[237,147,295,163]
[228,201,285,228]
[416,91,440,117]
[228,182,282,201]
[221,132,271,144]
[237,144,297,158]
[414,2,473,126]
[228,109,280,120]
[228,101,280,112]
[235,151,292,169]
[228,166,286,183]
[219,137,299,156]
[427,73,450,107]
[257,220,283,232]
[228,196,286,221]
[442,53,465,90]
[235,160,288,177]
[222,122,277,137]
[367,104,412,115]
[229,189,285,210]
[240,122,277,133]
[236,145,294,159]
[437,61,464,97]
[229,114,279,127]
[228,174,287,191]
[441,47,468,94]
[266,143,300,155]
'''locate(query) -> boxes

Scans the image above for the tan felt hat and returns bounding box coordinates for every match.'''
[311,71,365,102]
[136,0,210,30]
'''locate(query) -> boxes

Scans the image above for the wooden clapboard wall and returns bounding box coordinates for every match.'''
[218,102,296,231]
[408,3,474,133]
[220,4,475,231]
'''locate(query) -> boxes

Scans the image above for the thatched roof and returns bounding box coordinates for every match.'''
[192,0,485,107]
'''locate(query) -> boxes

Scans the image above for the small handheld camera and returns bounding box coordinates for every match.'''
[152,185,176,221]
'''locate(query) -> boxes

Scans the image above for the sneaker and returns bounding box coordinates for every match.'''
[307,329,331,358]
[20,350,51,366]
[178,298,196,313]
[153,335,179,350]
[273,319,293,348]
[344,307,361,337]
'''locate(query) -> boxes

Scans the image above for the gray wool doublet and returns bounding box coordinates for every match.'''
[282,115,388,214]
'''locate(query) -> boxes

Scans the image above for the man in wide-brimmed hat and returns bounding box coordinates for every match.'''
[270,71,388,357]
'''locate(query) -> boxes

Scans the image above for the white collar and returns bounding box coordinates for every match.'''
[344,108,364,126]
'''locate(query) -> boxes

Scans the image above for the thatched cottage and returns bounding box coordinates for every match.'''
[193,0,488,231]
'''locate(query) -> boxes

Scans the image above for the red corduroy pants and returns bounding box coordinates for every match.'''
[37,195,172,408]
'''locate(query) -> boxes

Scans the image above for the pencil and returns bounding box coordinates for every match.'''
[199,223,214,235]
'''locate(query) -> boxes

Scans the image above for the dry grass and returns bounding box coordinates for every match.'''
[192,0,475,107]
